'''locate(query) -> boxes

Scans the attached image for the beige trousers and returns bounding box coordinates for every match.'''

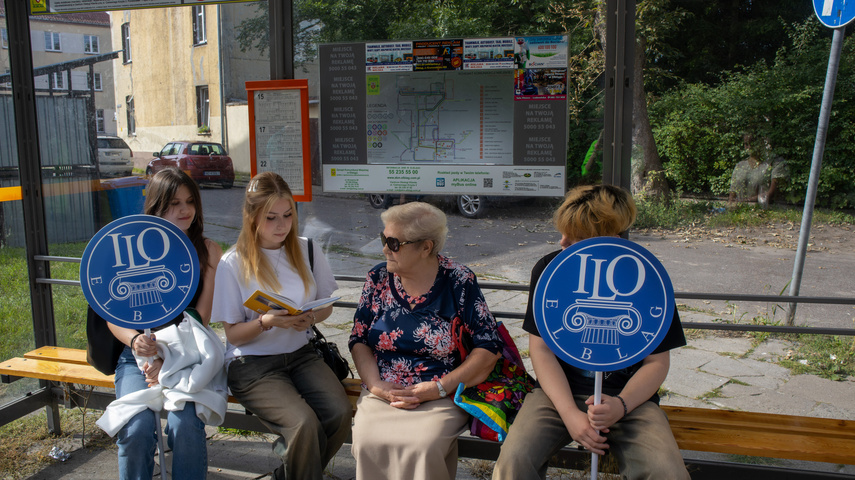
[351,389,469,480]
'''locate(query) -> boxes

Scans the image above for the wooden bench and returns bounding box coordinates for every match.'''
[3,347,854,479]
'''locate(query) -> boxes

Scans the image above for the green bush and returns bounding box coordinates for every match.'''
[651,20,855,208]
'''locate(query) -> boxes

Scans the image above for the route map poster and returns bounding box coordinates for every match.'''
[319,35,568,197]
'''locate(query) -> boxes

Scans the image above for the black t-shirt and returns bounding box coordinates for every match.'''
[522,250,687,404]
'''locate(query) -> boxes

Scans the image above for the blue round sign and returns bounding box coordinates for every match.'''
[814,0,855,28]
[80,214,200,330]
[532,237,674,372]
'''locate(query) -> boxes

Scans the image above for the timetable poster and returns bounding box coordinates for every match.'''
[247,80,312,201]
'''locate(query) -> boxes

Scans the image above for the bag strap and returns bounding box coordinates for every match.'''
[307,238,314,271]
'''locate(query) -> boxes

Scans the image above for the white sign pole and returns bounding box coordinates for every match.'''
[590,371,603,480]
[143,328,168,480]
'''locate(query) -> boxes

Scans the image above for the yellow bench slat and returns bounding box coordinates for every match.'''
[0,356,115,389]
[24,346,91,365]
[662,405,855,464]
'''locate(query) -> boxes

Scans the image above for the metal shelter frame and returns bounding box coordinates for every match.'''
[2,3,855,476]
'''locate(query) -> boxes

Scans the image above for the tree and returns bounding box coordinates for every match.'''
[658,0,816,90]
[548,0,684,198]
[237,0,559,59]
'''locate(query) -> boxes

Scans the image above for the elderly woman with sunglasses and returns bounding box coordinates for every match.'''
[348,201,503,480]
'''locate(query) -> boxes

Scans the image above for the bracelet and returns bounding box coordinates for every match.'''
[615,394,628,418]
[257,317,266,331]
[129,333,142,351]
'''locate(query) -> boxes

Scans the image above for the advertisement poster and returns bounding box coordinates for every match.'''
[319,36,568,198]
[514,68,567,100]
[413,39,464,71]
[463,38,516,70]
[514,35,568,69]
[366,42,414,73]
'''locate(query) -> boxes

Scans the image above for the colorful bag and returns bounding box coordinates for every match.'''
[452,319,535,442]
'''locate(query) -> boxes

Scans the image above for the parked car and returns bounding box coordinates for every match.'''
[96,136,134,177]
[146,141,235,188]
[367,193,490,218]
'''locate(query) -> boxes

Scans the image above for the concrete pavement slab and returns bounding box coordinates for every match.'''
[689,336,753,355]
[662,368,729,399]
[670,346,716,369]
[711,389,819,415]
[747,338,794,363]
[778,375,855,415]
[699,355,768,378]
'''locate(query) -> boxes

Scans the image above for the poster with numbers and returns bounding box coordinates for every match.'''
[247,79,312,202]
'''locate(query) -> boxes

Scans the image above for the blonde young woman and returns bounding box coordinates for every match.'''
[212,172,351,480]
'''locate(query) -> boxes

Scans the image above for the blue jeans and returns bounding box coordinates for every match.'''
[114,347,208,480]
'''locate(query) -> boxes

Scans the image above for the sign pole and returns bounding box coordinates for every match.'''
[590,371,603,480]
[790,1,855,324]
[142,328,168,480]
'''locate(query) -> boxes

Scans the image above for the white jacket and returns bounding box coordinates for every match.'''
[97,315,228,437]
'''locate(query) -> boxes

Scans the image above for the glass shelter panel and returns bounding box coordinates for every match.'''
[0,9,37,405]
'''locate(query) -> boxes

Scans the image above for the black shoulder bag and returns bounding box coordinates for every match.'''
[306,238,353,380]
[86,306,127,375]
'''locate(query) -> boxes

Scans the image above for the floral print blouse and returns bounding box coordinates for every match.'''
[349,255,502,386]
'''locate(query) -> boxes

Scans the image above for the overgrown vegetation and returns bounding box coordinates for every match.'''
[778,334,855,381]
[633,195,855,230]
[651,20,855,208]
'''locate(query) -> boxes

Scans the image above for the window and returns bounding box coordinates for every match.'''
[51,72,64,90]
[83,35,100,54]
[161,143,178,156]
[44,31,61,52]
[126,96,136,135]
[1,28,8,49]
[196,86,209,128]
[121,23,132,63]
[89,72,103,91]
[192,6,207,45]
[96,110,105,133]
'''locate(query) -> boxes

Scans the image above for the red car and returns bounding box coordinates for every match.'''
[146,141,235,188]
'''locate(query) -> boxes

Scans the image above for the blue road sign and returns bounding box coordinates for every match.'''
[814,0,855,28]
[532,237,674,372]
[80,214,200,330]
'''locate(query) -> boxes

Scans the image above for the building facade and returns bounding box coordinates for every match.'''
[109,3,269,171]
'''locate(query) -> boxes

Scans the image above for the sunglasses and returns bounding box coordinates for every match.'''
[380,233,421,252]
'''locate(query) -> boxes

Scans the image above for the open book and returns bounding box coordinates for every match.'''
[243,290,340,316]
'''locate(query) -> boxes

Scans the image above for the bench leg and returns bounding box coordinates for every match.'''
[42,380,62,435]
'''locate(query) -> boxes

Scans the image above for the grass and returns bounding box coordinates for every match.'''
[0,242,89,364]
[633,196,855,230]
[712,305,855,380]
[777,334,855,381]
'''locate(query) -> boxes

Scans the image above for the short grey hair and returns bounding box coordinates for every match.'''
[381,201,447,255]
